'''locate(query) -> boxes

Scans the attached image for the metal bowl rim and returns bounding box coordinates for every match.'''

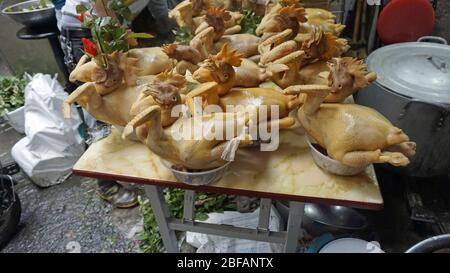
[306,135,368,171]
[2,0,54,15]
[304,204,368,230]
[160,159,231,175]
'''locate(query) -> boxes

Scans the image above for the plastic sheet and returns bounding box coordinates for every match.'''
[186,207,283,253]
[11,74,84,187]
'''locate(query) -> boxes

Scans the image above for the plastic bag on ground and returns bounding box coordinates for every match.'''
[186,206,283,253]
[5,106,25,134]
[11,74,84,187]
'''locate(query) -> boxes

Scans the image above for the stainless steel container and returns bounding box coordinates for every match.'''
[354,37,450,177]
[161,160,231,186]
[274,201,368,237]
[306,137,367,176]
[2,0,56,28]
[303,203,368,237]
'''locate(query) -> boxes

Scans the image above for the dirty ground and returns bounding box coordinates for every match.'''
[0,123,143,253]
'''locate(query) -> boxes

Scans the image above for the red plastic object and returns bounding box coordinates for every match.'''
[377,0,435,44]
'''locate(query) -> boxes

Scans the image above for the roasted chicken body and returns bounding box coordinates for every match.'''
[284,85,416,167]
[127,47,173,76]
[215,34,260,58]
[130,105,251,170]
[298,103,416,167]
[64,82,141,126]
[220,88,297,120]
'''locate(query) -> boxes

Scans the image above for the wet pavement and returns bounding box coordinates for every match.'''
[0,123,143,253]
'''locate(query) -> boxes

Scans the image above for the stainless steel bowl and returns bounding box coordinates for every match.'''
[306,136,367,176]
[304,203,368,231]
[274,201,368,237]
[161,160,231,186]
[303,204,368,237]
[2,0,56,27]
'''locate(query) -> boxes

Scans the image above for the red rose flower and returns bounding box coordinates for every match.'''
[82,38,97,56]
[77,13,84,23]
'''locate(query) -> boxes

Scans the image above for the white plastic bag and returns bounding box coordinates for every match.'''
[5,106,25,134]
[11,74,84,187]
[186,207,283,253]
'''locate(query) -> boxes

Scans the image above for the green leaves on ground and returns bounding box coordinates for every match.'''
[137,189,236,253]
[0,75,28,117]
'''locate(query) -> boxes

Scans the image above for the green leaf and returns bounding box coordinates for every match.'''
[127,32,154,39]
[39,0,48,8]
[174,27,194,45]
[195,212,209,221]
[121,9,134,21]
[136,233,148,241]
[239,8,262,35]
[0,74,28,116]
[75,4,88,14]
[122,0,136,7]
[137,189,238,252]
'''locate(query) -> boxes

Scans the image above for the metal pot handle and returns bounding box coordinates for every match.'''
[407,98,449,110]
[417,36,448,45]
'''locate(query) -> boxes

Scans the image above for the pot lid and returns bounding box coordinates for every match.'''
[367,42,450,104]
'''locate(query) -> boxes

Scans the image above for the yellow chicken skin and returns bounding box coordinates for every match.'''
[285,85,416,168]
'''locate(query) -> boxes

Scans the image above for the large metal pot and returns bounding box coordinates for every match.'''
[354,37,450,177]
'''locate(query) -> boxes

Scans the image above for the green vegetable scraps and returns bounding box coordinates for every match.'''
[0,75,28,117]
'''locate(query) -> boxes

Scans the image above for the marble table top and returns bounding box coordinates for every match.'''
[73,128,383,210]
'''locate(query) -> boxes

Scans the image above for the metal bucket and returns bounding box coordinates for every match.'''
[355,36,450,177]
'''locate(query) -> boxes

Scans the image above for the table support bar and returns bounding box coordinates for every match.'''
[183,190,196,223]
[168,218,287,244]
[258,198,272,232]
[283,201,305,253]
[144,185,179,253]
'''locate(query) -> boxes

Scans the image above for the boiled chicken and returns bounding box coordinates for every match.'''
[284,85,416,167]
[125,105,252,170]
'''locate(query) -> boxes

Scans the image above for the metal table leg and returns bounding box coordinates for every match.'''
[257,198,272,232]
[183,190,195,223]
[144,186,304,253]
[144,185,179,253]
[283,201,305,253]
